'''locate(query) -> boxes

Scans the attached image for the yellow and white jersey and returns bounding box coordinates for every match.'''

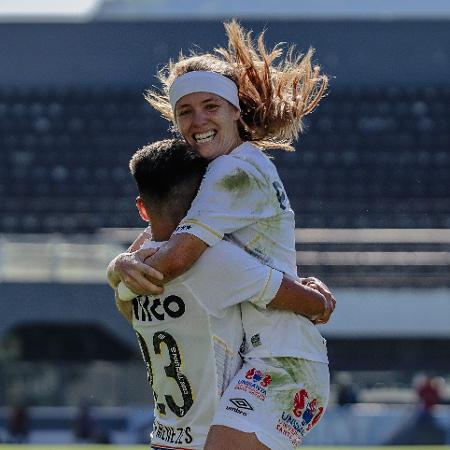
[174,141,328,364]
[133,239,283,449]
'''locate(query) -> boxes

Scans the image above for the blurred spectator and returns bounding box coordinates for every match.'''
[384,374,446,445]
[331,372,360,444]
[92,428,111,444]
[336,371,359,406]
[416,374,441,412]
[72,402,110,444]
[7,403,29,443]
[73,403,95,443]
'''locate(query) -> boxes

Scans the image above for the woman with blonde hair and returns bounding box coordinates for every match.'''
[109,20,334,449]
[147,20,327,154]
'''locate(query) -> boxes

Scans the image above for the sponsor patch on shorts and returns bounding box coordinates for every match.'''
[275,388,325,446]
[233,367,272,401]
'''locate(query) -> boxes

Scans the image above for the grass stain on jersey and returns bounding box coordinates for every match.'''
[217,168,252,196]
[266,357,326,412]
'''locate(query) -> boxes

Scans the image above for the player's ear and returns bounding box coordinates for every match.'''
[136,196,150,221]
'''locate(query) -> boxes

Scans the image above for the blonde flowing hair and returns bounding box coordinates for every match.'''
[146,20,328,151]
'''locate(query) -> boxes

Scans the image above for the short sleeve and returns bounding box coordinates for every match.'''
[183,241,283,316]
[173,155,278,246]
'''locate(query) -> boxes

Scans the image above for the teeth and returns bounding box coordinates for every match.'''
[194,131,216,143]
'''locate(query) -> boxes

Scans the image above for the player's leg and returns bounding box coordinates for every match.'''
[205,425,269,450]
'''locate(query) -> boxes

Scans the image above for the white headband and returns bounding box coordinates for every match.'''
[169,71,241,112]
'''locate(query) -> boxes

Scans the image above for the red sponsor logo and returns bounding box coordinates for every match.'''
[245,367,272,387]
[292,389,324,431]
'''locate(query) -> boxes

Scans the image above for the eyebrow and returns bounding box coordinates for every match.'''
[177,96,220,109]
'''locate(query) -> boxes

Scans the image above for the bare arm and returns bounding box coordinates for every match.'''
[301,276,336,324]
[268,276,336,324]
[107,247,164,291]
[128,228,152,252]
[143,233,208,283]
[107,233,208,295]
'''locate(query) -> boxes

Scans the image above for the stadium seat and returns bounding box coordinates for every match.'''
[1,85,449,233]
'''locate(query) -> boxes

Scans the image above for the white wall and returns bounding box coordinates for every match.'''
[321,288,450,337]
[97,0,450,20]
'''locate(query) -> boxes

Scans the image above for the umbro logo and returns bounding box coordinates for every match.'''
[229,398,254,411]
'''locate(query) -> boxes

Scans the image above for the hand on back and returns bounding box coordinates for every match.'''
[115,247,164,296]
[301,277,336,324]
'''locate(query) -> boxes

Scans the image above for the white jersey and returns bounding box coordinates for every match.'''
[174,141,328,364]
[133,239,283,449]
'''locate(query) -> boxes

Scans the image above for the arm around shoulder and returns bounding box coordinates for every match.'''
[145,233,208,282]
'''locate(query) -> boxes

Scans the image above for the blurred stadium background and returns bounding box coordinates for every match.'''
[0,0,449,446]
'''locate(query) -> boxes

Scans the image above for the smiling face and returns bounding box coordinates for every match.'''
[174,92,242,160]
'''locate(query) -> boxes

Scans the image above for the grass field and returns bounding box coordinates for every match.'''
[0,446,449,450]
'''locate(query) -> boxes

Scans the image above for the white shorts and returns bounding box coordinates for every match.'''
[211,357,329,449]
